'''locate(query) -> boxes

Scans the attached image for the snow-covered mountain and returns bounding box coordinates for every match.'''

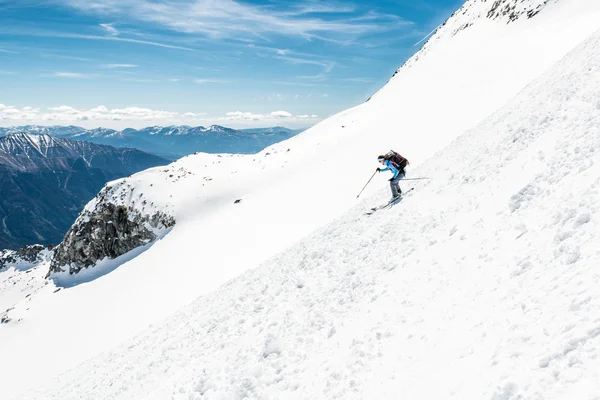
[0,125,305,159]
[0,125,83,138]
[3,0,600,398]
[0,133,169,249]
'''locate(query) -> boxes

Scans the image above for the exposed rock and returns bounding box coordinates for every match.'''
[48,183,175,276]
[487,0,550,22]
[0,244,54,271]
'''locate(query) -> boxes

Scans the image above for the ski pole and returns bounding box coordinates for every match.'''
[356,170,378,198]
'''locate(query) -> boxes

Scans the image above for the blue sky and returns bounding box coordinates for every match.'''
[0,0,463,128]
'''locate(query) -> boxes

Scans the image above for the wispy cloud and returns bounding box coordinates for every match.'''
[0,48,18,54]
[195,78,229,84]
[43,53,92,62]
[56,0,411,42]
[102,63,138,68]
[289,3,357,16]
[100,23,119,36]
[53,72,87,78]
[0,28,195,51]
[257,80,326,87]
[276,55,335,80]
[342,77,373,82]
[247,43,290,56]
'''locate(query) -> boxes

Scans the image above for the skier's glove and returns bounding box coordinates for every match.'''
[376,168,381,172]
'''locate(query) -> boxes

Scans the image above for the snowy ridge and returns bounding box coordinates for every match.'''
[0,133,82,171]
[23,27,600,399]
[0,125,303,158]
[380,0,551,80]
[0,133,58,157]
[0,125,82,137]
[0,132,169,176]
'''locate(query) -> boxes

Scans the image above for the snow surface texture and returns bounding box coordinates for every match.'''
[0,247,53,323]
[23,25,600,399]
[3,0,600,397]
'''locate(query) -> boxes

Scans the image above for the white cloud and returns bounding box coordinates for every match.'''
[0,105,40,121]
[102,63,138,68]
[270,110,293,118]
[54,72,87,78]
[296,114,319,119]
[0,104,319,127]
[0,104,185,122]
[100,23,119,36]
[223,110,318,122]
[195,79,229,84]
[89,106,109,113]
[225,111,265,121]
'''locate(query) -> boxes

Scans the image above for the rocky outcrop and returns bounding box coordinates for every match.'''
[48,182,175,276]
[0,244,54,270]
[487,0,550,22]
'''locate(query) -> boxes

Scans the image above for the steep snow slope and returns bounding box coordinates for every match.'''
[3,0,600,397]
[24,26,600,399]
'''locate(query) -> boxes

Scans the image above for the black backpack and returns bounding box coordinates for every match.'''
[384,150,409,171]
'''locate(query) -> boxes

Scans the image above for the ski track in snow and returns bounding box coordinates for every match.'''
[22,27,600,400]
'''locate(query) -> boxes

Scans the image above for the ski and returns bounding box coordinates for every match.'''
[366,188,414,215]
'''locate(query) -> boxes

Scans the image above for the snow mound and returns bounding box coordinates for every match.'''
[23,25,600,400]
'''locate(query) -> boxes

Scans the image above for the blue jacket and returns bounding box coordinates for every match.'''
[380,159,402,179]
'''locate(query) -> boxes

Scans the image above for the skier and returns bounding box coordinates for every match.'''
[377,151,408,201]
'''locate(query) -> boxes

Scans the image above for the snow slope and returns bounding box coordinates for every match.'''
[23,24,600,399]
[3,0,600,397]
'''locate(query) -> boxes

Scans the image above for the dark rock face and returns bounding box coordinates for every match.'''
[0,244,54,270]
[487,0,549,22]
[48,187,175,276]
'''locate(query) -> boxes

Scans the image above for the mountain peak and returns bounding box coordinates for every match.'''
[0,124,307,157]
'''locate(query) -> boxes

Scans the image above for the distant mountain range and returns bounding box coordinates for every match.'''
[0,125,305,160]
[0,133,169,249]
